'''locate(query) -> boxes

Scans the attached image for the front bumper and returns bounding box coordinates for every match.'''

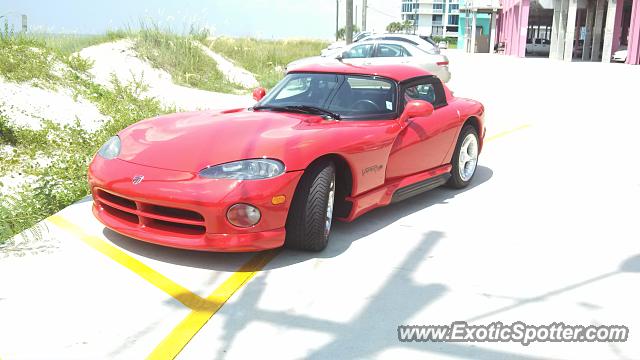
[88,157,303,252]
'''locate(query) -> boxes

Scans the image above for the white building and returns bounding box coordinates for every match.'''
[401,0,461,38]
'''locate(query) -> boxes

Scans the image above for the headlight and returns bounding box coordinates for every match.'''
[98,136,121,159]
[199,159,285,180]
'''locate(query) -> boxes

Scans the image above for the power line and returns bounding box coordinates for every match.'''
[366,5,398,19]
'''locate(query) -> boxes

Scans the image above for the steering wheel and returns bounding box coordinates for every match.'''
[352,99,380,112]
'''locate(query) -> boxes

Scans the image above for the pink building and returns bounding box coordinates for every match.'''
[493,0,640,64]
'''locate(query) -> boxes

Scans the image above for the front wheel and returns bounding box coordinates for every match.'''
[447,125,479,189]
[285,160,335,251]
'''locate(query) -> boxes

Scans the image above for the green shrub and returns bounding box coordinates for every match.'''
[0,35,59,87]
[0,111,17,146]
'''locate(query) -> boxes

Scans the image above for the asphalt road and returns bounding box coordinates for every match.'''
[1,50,639,359]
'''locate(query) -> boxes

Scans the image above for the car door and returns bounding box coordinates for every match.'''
[385,76,460,179]
[367,43,411,66]
[340,43,375,66]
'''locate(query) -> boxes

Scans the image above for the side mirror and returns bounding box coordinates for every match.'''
[252,87,266,101]
[400,100,434,124]
[335,53,344,61]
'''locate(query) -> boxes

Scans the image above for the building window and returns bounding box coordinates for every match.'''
[402,1,418,13]
[449,4,459,12]
[432,15,443,24]
[448,15,459,25]
[432,26,444,36]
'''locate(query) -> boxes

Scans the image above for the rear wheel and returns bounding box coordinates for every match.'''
[285,160,335,251]
[447,125,479,189]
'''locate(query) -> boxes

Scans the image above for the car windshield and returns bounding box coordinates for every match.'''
[256,73,398,120]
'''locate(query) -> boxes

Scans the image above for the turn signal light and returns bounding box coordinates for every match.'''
[271,195,286,205]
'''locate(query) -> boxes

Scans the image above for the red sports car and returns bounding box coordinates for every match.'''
[89,63,485,252]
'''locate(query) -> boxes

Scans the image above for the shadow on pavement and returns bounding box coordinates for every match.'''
[166,228,545,359]
[102,166,493,271]
[468,253,640,323]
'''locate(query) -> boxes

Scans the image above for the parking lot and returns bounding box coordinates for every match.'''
[1,50,639,359]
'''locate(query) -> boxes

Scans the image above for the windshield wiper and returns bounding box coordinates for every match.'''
[285,105,341,120]
[252,105,340,120]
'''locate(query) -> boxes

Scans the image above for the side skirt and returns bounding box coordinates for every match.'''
[390,173,451,203]
[338,164,452,222]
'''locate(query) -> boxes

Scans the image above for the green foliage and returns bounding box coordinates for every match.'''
[432,36,457,46]
[133,23,241,93]
[0,110,17,146]
[30,31,128,57]
[0,75,170,244]
[386,21,414,33]
[205,37,329,89]
[336,26,361,41]
[0,34,59,87]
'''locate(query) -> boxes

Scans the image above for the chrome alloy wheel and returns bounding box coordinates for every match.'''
[458,134,479,181]
[325,175,335,237]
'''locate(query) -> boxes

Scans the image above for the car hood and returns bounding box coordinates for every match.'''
[116,109,334,173]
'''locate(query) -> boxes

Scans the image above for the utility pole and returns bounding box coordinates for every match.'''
[362,0,367,31]
[414,0,418,34]
[346,0,354,44]
[356,5,358,31]
[336,0,339,41]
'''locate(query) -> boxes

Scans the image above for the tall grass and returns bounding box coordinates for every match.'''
[134,23,242,93]
[0,28,171,243]
[0,27,104,88]
[0,75,171,243]
[204,37,329,89]
[32,30,127,56]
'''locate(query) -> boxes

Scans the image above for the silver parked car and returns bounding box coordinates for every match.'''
[288,40,451,83]
[360,34,441,55]
[322,33,441,57]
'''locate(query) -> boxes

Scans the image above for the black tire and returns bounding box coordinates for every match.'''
[447,125,479,189]
[285,160,335,251]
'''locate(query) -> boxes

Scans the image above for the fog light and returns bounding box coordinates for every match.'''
[227,203,261,227]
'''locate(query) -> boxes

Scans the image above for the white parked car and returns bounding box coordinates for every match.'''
[320,31,373,56]
[612,46,628,62]
[525,38,551,55]
[360,34,441,55]
[322,33,441,57]
[288,40,451,83]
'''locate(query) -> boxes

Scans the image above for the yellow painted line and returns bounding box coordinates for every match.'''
[147,249,280,360]
[48,215,208,310]
[485,123,531,142]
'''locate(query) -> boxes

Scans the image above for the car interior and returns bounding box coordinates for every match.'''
[269,74,397,118]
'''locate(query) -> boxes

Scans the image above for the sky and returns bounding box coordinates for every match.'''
[2,0,401,39]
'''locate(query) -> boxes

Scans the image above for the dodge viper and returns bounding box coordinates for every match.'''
[89,63,485,252]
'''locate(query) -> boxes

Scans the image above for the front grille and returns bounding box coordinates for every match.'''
[96,189,206,235]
